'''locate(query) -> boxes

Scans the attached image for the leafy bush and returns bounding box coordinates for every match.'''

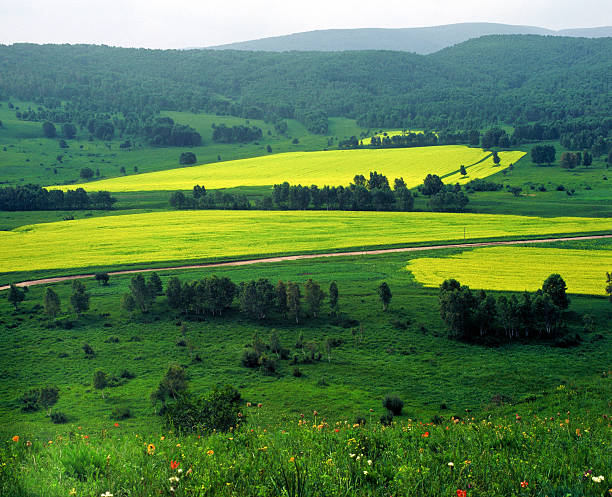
[50,410,68,424]
[119,369,135,379]
[292,367,302,377]
[383,395,404,415]
[111,406,132,420]
[241,349,260,368]
[19,389,41,412]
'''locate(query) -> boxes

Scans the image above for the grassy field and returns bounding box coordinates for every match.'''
[49,147,524,192]
[0,102,367,187]
[407,245,612,296]
[2,210,611,275]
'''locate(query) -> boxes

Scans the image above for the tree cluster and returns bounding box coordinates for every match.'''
[530,145,556,165]
[0,185,116,211]
[419,174,469,212]
[144,117,202,146]
[439,274,570,342]
[169,187,250,210]
[211,124,262,143]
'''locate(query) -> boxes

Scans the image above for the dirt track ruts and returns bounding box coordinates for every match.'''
[2,233,611,291]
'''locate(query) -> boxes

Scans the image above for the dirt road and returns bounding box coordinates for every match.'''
[2,233,611,291]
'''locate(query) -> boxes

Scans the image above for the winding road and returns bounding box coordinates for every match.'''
[1,233,611,291]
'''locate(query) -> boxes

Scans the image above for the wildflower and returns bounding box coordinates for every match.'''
[592,475,605,483]
[176,443,181,447]
[289,456,295,463]
[170,460,180,470]
[521,481,528,488]
[178,468,183,474]
[84,435,89,439]
[186,467,192,476]
[422,432,429,437]
[114,422,119,427]
[100,492,113,497]
[207,450,214,456]
[147,444,156,455]
[26,440,32,447]
[349,453,356,458]
[363,470,368,475]
[313,410,318,416]
[160,436,165,440]
[257,403,263,408]
[457,490,467,497]
[367,460,372,465]
[169,487,175,493]
[69,489,76,496]
[169,476,179,483]
[335,428,339,433]
[48,440,53,444]
[11,436,19,442]
[448,462,454,468]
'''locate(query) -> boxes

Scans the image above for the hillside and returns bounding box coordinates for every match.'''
[205,22,612,53]
[1,36,610,131]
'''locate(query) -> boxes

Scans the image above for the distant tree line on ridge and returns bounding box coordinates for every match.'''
[0,184,116,211]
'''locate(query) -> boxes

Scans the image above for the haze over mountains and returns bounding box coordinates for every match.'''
[207,22,612,54]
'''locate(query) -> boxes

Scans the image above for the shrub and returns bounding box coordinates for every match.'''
[104,336,119,343]
[50,410,68,424]
[82,343,94,357]
[111,407,132,420]
[259,355,278,375]
[19,389,41,412]
[179,152,197,165]
[383,395,404,415]
[119,369,135,379]
[292,367,302,377]
[380,412,394,426]
[241,349,260,368]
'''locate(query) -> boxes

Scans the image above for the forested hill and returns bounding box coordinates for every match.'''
[0,35,611,131]
[206,23,612,54]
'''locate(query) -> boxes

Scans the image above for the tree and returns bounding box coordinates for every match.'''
[166,277,183,309]
[93,370,108,398]
[531,145,556,165]
[304,279,325,318]
[151,364,188,407]
[275,280,288,316]
[128,274,154,313]
[179,152,197,165]
[70,280,90,316]
[329,281,339,316]
[61,123,77,139]
[121,293,136,313]
[378,282,392,311]
[8,284,25,309]
[542,273,570,309]
[43,288,61,318]
[266,144,272,153]
[42,121,56,138]
[80,167,95,179]
[492,151,501,166]
[286,281,301,324]
[95,272,109,286]
[459,165,467,176]
[39,385,59,415]
[420,174,444,196]
[560,152,579,169]
[439,280,476,338]
[239,278,275,320]
[149,272,163,295]
[606,272,612,303]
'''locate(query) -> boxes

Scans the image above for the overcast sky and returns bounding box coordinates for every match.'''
[2,0,610,49]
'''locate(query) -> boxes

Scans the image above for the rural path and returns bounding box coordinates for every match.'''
[2,233,611,291]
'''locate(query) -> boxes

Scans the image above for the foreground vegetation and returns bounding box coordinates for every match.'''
[2,211,610,277]
[2,377,611,497]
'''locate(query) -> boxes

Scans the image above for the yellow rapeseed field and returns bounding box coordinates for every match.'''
[406,246,612,295]
[1,211,609,273]
[51,146,524,192]
[360,130,423,145]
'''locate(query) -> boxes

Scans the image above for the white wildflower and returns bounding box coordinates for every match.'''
[169,476,179,483]
[367,460,372,466]
[363,470,368,475]
[448,462,454,468]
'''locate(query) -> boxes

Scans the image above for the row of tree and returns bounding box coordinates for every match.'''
[211,124,262,143]
[0,185,116,211]
[438,274,570,342]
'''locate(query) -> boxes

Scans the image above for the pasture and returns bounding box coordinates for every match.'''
[1,210,610,275]
[50,147,525,192]
[406,245,612,296]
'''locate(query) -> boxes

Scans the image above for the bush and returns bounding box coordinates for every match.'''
[82,343,94,357]
[179,152,197,165]
[19,389,41,412]
[292,367,302,377]
[380,412,394,426]
[241,349,260,368]
[383,395,404,415]
[50,410,68,424]
[119,369,135,379]
[259,355,278,375]
[111,406,132,420]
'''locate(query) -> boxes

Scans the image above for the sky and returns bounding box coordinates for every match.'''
[2,0,611,49]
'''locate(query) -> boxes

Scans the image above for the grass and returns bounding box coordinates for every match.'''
[0,102,367,188]
[2,378,610,496]
[2,210,611,275]
[406,243,612,296]
[48,147,524,192]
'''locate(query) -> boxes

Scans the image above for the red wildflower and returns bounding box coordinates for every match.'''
[520,481,528,488]
[114,422,119,427]
[457,490,467,497]
[170,460,180,470]
[422,432,429,437]
[334,428,339,433]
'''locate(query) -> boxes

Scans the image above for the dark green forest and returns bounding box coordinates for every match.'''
[1,35,610,134]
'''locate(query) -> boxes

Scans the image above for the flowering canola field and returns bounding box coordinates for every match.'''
[50,146,524,192]
[407,246,612,295]
[1,210,609,273]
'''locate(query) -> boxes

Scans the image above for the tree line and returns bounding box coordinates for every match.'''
[211,124,263,143]
[439,274,571,343]
[0,184,116,211]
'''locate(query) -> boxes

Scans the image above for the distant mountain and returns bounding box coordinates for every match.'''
[205,23,612,54]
